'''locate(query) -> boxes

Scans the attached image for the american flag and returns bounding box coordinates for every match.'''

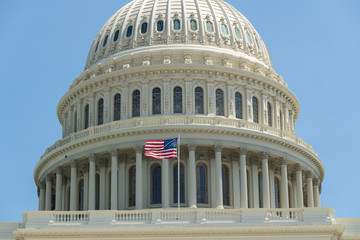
[145,138,178,159]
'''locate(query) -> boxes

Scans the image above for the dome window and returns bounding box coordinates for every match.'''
[141,22,148,34]
[255,38,260,49]
[126,25,133,38]
[246,31,253,44]
[174,19,181,30]
[157,20,164,32]
[221,23,229,36]
[190,19,198,31]
[94,41,99,53]
[103,35,108,47]
[235,27,242,40]
[113,30,120,42]
[206,21,214,32]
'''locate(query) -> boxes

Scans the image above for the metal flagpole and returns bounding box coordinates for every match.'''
[177,134,180,210]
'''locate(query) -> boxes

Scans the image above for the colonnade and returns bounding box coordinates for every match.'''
[38,145,321,211]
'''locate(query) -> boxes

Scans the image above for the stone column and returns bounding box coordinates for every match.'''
[118,153,127,210]
[269,164,276,208]
[209,150,216,208]
[99,160,106,210]
[45,175,52,211]
[110,150,118,210]
[306,171,314,207]
[232,153,240,209]
[161,158,170,208]
[187,144,197,208]
[214,145,223,209]
[70,161,78,211]
[313,178,321,207]
[251,157,259,208]
[39,182,46,211]
[262,153,270,208]
[55,168,63,211]
[295,164,304,208]
[88,155,96,210]
[280,158,289,208]
[134,146,143,209]
[239,148,248,208]
[83,168,89,211]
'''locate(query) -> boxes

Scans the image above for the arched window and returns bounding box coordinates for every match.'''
[252,96,259,123]
[235,27,241,39]
[74,111,77,133]
[94,41,99,53]
[258,171,263,208]
[174,19,181,30]
[84,104,89,129]
[255,38,260,49]
[151,164,162,204]
[190,20,197,31]
[235,92,242,119]
[267,102,272,126]
[129,166,136,207]
[95,174,100,210]
[173,86,182,114]
[206,21,214,32]
[222,165,230,205]
[98,98,104,125]
[246,31,253,44]
[78,179,84,211]
[103,35,108,47]
[114,94,121,121]
[279,110,283,130]
[195,87,204,114]
[196,164,207,204]
[221,23,229,35]
[126,25,133,38]
[113,30,120,42]
[173,163,185,203]
[141,22,148,34]
[216,89,224,116]
[157,20,164,32]
[274,177,280,208]
[132,90,140,117]
[152,87,161,115]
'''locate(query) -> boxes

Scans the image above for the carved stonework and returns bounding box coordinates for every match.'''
[187,144,197,152]
[110,149,118,158]
[305,171,313,179]
[239,147,247,155]
[204,56,213,65]
[214,145,223,153]
[184,54,192,64]
[280,158,287,166]
[261,152,269,160]
[134,146,143,154]
[313,178,320,186]
[295,163,302,172]
[231,152,240,161]
[119,153,127,162]
[163,55,171,64]
[250,155,259,165]
[208,149,215,159]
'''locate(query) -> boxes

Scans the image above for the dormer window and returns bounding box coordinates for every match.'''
[141,22,148,34]
[221,23,229,35]
[206,21,214,32]
[235,27,241,40]
[157,20,164,32]
[190,19,198,31]
[246,31,253,44]
[174,19,181,30]
[103,35,108,47]
[126,25,133,38]
[113,30,120,41]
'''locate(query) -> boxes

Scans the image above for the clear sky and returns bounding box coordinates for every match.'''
[0,0,359,222]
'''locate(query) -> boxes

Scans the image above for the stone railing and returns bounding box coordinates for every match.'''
[43,115,316,157]
[21,208,335,229]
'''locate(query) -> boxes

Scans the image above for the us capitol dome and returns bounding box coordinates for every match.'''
[3,0,359,239]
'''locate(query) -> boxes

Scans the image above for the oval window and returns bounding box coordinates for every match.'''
[206,21,214,32]
[235,27,241,40]
[221,23,229,35]
[126,25,133,38]
[103,35,108,47]
[190,19,197,31]
[113,30,120,42]
[94,41,99,53]
[157,20,164,32]
[141,22,148,34]
[174,19,181,30]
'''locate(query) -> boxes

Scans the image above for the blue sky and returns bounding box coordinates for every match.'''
[0,0,359,222]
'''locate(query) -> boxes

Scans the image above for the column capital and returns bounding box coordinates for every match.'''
[119,153,127,162]
[134,146,143,154]
[89,154,96,162]
[261,152,270,160]
[239,147,247,155]
[250,155,260,165]
[70,160,77,168]
[231,152,240,161]
[56,167,62,175]
[295,163,302,172]
[305,170,313,179]
[46,175,52,182]
[280,158,288,166]
[39,182,46,189]
[214,145,223,153]
[187,144,197,152]
[98,159,107,168]
[110,149,118,158]
[313,178,320,186]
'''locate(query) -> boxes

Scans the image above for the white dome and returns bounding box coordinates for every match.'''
[85,0,274,71]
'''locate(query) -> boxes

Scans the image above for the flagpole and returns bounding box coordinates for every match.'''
[177,134,180,211]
